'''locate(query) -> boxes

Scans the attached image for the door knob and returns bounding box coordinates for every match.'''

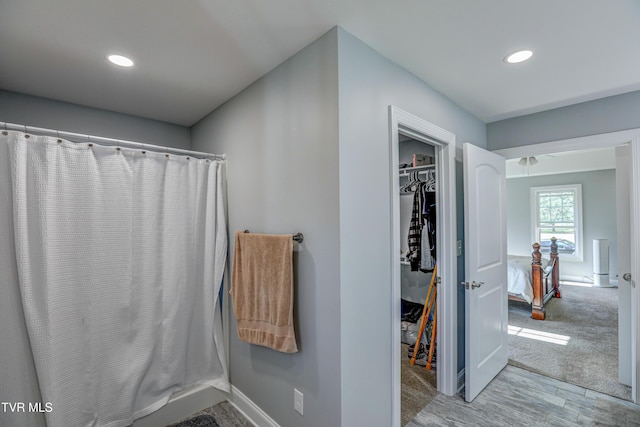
[623,273,632,282]
[461,281,484,290]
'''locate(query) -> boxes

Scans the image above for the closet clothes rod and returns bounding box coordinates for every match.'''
[399,170,432,176]
[243,229,304,244]
[0,121,226,161]
[400,165,435,172]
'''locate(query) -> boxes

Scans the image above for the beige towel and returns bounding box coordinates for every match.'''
[230,231,298,353]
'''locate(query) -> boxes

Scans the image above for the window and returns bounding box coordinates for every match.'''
[531,184,583,261]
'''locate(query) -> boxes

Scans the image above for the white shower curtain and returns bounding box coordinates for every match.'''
[0,131,229,427]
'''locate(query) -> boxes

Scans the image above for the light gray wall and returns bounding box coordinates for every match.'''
[191,29,340,427]
[487,90,640,150]
[0,90,190,149]
[336,27,486,426]
[507,170,617,282]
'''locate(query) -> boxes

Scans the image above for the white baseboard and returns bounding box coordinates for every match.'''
[560,275,595,284]
[229,386,281,427]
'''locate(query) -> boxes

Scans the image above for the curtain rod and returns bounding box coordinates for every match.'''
[0,121,226,161]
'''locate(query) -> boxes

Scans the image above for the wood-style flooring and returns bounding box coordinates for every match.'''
[181,365,640,426]
[408,365,640,427]
[401,343,438,426]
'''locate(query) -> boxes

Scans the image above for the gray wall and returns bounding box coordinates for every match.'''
[0,90,190,149]
[507,170,617,282]
[191,29,340,427]
[336,27,486,426]
[487,90,640,150]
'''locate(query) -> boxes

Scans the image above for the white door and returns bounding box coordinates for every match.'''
[616,145,632,386]
[464,142,508,402]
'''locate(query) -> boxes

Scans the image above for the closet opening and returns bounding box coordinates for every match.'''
[397,134,439,426]
[389,106,458,427]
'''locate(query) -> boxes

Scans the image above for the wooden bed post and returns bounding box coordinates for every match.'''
[531,242,545,320]
[550,237,561,298]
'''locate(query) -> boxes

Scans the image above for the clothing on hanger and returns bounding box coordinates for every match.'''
[407,182,424,271]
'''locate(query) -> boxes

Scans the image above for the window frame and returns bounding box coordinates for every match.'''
[530,184,583,262]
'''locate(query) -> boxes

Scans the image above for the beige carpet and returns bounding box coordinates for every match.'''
[401,343,437,426]
[508,283,631,401]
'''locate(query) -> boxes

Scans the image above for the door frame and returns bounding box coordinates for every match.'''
[616,145,632,386]
[493,128,640,403]
[389,106,458,426]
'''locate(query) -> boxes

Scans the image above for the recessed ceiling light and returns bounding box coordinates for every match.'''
[107,54,134,67]
[505,50,533,64]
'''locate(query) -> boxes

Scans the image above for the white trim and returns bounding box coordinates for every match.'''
[389,106,457,427]
[631,135,640,404]
[493,128,640,159]
[229,386,280,427]
[493,128,640,404]
[560,275,596,284]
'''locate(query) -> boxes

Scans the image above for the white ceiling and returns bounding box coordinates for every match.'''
[1,0,639,126]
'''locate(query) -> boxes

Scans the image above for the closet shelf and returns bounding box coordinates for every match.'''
[399,164,435,176]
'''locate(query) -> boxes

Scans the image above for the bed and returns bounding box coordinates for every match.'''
[508,237,561,320]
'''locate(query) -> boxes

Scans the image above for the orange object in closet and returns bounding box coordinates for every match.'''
[409,263,437,370]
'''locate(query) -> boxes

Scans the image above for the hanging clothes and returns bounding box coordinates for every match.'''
[421,189,437,271]
[406,182,424,271]
[405,168,437,272]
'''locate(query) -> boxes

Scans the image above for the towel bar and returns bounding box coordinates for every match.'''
[243,230,304,244]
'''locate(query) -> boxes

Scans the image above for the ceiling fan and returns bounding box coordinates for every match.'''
[515,154,556,175]
[518,156,538,166]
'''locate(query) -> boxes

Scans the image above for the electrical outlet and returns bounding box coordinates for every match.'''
[294,388,304,415]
